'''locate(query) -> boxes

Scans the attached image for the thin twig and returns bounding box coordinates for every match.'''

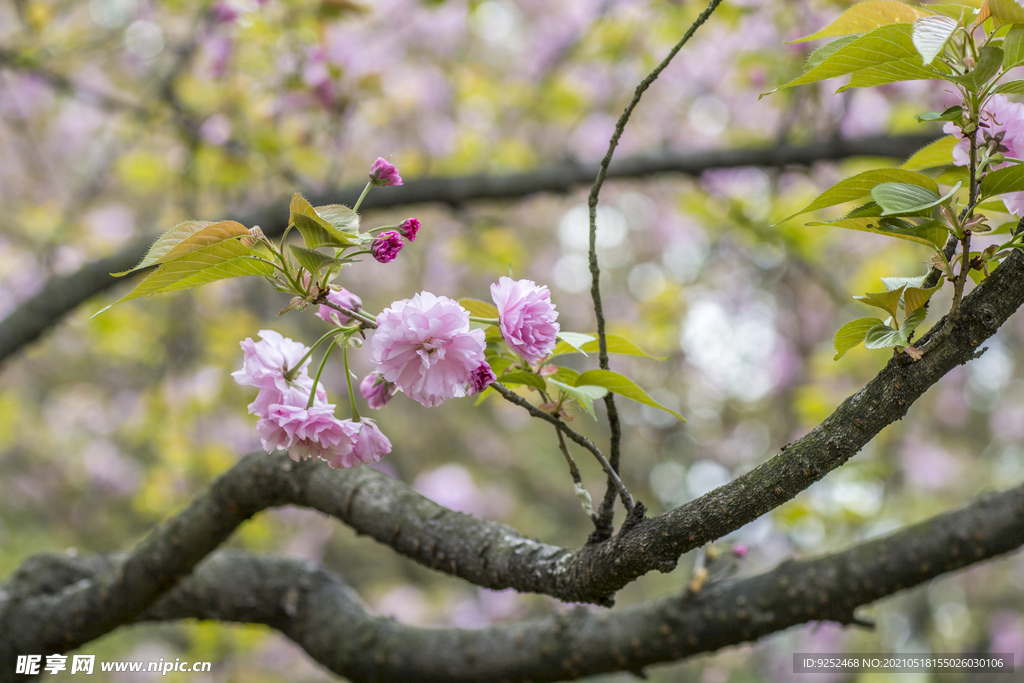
[320,300,378,329]
[490,383,634,512]
[587,0,724,537]
[555,426,598,524]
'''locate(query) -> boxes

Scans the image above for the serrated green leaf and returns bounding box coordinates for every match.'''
[863,306,928,349]
[549,333,667,360]
[779,168,939,224]
[574,369,685,422]
[771,24,920,95]
[805,36,859,71]
[548,379,608,420]
[913,14,959,65]
[915,106,963,123]
[854,285,906,319]
[901,136,958,171]
[788,1,927,43]
[290,193,359,248]
[903,283,942,314]
[834,317,885,360]
[880,274,928,290]
[499,371,546,390]
[458,298,500,318]
[948,46,1003,88]
[114,220,251,276]
[806,215,949,248]
[871,180,960,215]
[313,204,360,233]
[556,332,596,356]
[96,239,275,316]
[1003,24,1024,68]
[980,163,1024,199]
[838,54,950,92]
[289,245,340,275]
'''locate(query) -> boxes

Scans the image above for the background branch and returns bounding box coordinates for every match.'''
[0,133,938,368]
[4,482,1020,682]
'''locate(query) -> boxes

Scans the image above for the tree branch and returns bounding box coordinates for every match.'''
[4,482,1021,682]
[0,133,938,367]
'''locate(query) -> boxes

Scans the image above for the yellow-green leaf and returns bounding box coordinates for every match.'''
[549,333,666,360]
[903,283,942,314]
[779,168,939,224]
[575,369,684,421]
[114,220,250,276]
[834,317,885,360]
[854,286,906,319]
[788,1,927,44]
[901,136,957,171]
[458,298,499,318]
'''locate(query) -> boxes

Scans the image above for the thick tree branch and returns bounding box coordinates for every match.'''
[5,482,1021,682]
[0,133,937,367]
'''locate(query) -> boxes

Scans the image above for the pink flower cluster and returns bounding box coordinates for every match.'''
[945,95,1024,215]
[490,276,560,364]
[370,292,493,407]
[233,330,391,468]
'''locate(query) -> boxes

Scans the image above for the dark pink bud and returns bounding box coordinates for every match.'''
[371,231,404,263]
[369,157,402,187]
[732,543,749,558]
[468,362,496,395]
[398,217,420,242]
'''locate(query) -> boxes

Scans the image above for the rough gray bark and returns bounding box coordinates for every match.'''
[4,482,1021,682]
[0,134,937,367]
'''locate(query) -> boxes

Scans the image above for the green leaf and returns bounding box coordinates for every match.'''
[863,306,928,349]
[975,199,1012,213]
[854,286,906,319]
[1002,24,1024,68]
[903,283,942,314]
[993,78,1024,94]
[556,332,596,356]
[914,106,963,123]
[901,136,958,171]
[575,369,685,422]
[980,163,1024,199]
[549,333,666,360]
[289,245,340,275]
[871,180,960,215]
[114,220,251,276]
[991,0,1024,26]
[498,371,546,391]
[913,15,959,65]
[458,298,500,319]
[548,380,608,420]
[834,317,885,360]
[290,193,359,249]
[312,204,360,233]
[805,36,859,71]
[548,367,581,385]
[771,24,920,93]
[788,1,927,43]
[95,239,275,316]
[806,216,949,248]
[488,356,514,375]
[948,46,1003,89]
[838,55,951,91]
[880,274,927,290]
[778,168,939,223]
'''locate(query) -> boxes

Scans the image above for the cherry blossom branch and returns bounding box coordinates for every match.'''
[0,133,938,368]
[319,300,379,329]
[4,481,1021,682]
[586,0,724,542]
[490,382,635,514]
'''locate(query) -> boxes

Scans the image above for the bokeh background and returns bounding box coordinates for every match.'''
[1,0,1022,680]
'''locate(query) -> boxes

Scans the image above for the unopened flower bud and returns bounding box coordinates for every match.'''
[368,157,402,187]
[360,371,397,409]
[371,231,404,263]
[398,217,420,242]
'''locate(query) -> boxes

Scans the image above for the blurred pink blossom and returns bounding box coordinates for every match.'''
[345,419,392,468]
[371,292,486,407]
[360,371,397,409]
[945,95,1024,214]
[490,276,560,363]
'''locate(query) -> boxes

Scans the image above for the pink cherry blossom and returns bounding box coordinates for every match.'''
[232,330,325,415]
[316,287,363,325]
[370,292,487,407]
[468,362,496,395]
[489,276,560,364]
[328,418,392,468]
[398,217,420,241]
[372,231,404,263]
[360,371,397,409]
[369,157,402,186]
[257,403,358,463]
[944,95,1024,215]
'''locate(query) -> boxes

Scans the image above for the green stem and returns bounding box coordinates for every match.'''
[307,336,340,410]
[352,181,373,213]
[342,342,360,422]
[468,316,499,325]
[286,328,344,382]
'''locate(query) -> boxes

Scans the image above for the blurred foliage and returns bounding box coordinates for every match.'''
[0,0,1022,680]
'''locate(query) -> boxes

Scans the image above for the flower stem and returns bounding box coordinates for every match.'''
[307,336,340,410]
[343,341,361,422]
[352,181,373,213]
[468,316,499,325]
[287,328,344,382]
